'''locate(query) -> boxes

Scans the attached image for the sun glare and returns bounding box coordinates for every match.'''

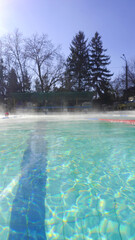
[0,0,12,35]
[0,0,7,17]
[0,0,7,8]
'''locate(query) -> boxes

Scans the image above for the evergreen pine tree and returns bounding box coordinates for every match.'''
[90,32,113,101]
[35,79,42,92]
[7,68,19,94]
[65,31,90,91]
[22,69,31,92]
[0,59,6,97]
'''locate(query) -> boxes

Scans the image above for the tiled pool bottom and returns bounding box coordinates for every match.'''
[0,120,135,239]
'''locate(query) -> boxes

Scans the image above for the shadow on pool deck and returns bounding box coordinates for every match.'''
[8,129,47,240]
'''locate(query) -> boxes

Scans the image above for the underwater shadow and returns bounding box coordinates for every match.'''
[8,129,47,240]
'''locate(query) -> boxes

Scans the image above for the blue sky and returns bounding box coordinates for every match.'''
[0,0,135,78]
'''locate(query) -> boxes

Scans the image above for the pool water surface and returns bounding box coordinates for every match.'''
[0,120,135,239]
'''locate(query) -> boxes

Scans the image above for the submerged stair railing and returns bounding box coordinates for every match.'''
[8,127,47,240]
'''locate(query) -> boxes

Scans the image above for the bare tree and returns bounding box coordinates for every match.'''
[128,59,135,87]
[25,33,64,92]
[113,58,135,100]
[42,54,65,91]
[3,29,31,92]
[111,74,125,99]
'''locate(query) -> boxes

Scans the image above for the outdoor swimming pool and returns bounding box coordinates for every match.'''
[0,118,135,239]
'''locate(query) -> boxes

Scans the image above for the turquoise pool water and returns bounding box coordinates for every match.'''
[0,120,135,239]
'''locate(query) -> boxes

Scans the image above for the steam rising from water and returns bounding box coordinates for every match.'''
[0,110,135,123]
